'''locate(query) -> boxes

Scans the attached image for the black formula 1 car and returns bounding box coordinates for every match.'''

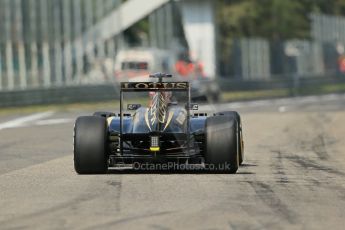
[73,73,244,174]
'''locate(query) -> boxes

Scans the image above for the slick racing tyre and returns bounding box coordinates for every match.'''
[205,115,239,173]
[74,116,108,174]
[215,111,244,165]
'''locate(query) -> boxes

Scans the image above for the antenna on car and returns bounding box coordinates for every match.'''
[149,73,172,83]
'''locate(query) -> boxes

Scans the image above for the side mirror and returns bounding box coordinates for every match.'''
[186,103,198,110]
[127,104,141,110]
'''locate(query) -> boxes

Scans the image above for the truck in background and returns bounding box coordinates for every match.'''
[114,48,220,102]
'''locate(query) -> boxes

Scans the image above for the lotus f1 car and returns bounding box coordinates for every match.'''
[73,73,244,174]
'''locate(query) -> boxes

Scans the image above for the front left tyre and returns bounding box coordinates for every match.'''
[74,116,108,174]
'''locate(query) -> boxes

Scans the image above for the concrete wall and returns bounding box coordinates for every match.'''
[180,0,216,78]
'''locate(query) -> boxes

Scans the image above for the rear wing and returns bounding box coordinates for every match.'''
[118,80,192,155]
[120,82,189,92]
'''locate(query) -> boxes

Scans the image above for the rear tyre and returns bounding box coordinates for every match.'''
[205,115,239,173]
[74,116,108,174]
[215,111,244,165]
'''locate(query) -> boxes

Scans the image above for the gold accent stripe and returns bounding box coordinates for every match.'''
[107,117,114,126]
[144,108,152,131]
[163,111,174,131]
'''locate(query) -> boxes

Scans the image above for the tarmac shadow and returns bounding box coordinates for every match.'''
[106,167,256,175]
[240,163,258,167]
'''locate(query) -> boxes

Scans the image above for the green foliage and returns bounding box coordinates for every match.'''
[301,0,345,15]
[217,0,310,41]
[217,0,345,41]
[216,0,345,74]
[123,17,149,46]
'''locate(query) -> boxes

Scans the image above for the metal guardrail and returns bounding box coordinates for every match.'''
[0,84,119,107]
[217,75,345,93]
[1,76,345,107]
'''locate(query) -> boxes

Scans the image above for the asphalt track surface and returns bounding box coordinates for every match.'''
[1,94,345,230]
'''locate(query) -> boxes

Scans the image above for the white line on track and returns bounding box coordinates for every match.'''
[0,111,55,130]
[34,118,73,126]
[278,106,287,112]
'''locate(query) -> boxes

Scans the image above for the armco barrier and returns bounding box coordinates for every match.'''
[217,76,345,92]
[217,78,292,91]
[0,84,119,107]
[1,76,345,107]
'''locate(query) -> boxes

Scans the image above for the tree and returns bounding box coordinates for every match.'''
[215,0,345,75]
[217,0,310,41]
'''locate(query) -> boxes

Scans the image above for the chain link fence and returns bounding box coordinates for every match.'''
[222,38,344,80]
[221,13,345,80]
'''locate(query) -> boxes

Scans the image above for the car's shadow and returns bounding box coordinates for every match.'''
[106,166,256,175]
[240,163,258,167]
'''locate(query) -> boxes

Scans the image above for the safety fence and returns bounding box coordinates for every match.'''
[219,75,345,91]
[1,75,345,107]
[0,84,119,107]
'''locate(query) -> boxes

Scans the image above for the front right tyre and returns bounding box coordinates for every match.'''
[215,111,244,165]
[205,115,239,173]
[74,116,108,174]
